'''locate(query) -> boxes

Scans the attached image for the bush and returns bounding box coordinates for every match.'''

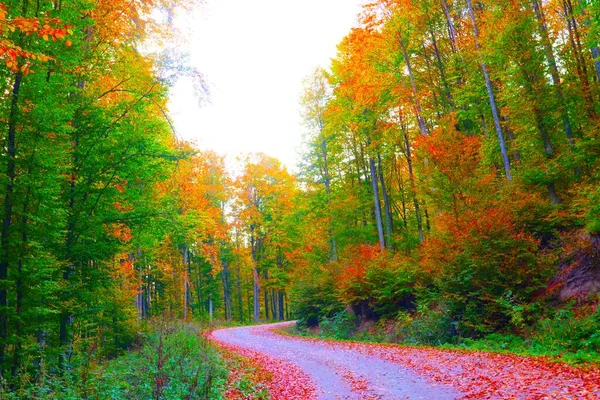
[421,207,551,337]
[291,263,345,328]
[319,311,357,340]
[1,321,227,399]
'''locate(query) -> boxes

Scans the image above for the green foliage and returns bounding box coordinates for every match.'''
[453,302,600,365]
[319,311,357,340]
[231,378,269,400]
[0,322,227,399]
[291,265,344,328]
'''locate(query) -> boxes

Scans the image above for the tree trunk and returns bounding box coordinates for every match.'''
[402,122,424,243]
[250,228,260,322]
[466,0,512,180]
[531,0,575,145]
[183,245,189,320]
[263,269,269,321]
[399,36,428,137]
[562,0,596,117]
[278,292,284,321]
[0,72,22,367]
[430,30,455,109]
[319,130,337,261]
[253,268,260,322]
[221,258,232,321]
[236,264,243,322]
[369,157,386,250]
[592,46,600,83]
[441,0,458,53]
[377,154,393,249]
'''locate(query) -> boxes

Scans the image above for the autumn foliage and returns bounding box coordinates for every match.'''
[291,0,600,356]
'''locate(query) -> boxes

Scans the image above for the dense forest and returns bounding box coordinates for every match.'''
[291,0,600,352]
[0,0,600,397]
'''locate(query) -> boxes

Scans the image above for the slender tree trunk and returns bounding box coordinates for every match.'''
[441,0,458,54]
[402,122,424,243]
[263,269,269,321]
[319,128,337,261]
[250,228,260,322]
[12,209,27,377]
[369,157,386,250]
[430,30,455,109]
[563,0,596,116]
[532,0,575,145]
[278,292,284,321]
[236,264,243,322]
[377,154,393,249]
[252,268,260,322]
[183,245,188,320]
[0,72,22,367]
[466,0,512,180]
[399,36,428,137]
[12,144,39,377]
[60,128,79,369]
[394,154,409,231]
[221,259,231,321]
[592,46,600,83]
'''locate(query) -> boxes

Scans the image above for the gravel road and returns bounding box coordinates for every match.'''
[212,321,459,399]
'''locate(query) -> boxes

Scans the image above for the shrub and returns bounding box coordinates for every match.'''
[0,321,227,399]
[319,311,357,340]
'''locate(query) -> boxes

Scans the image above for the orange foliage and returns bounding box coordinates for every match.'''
[106,223,133,243]
[0,2,72,73]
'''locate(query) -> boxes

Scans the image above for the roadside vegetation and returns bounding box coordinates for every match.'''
[0,318,227,399]
[291,298,600,366]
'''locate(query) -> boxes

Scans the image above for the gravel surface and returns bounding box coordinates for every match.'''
[212,322,459,399]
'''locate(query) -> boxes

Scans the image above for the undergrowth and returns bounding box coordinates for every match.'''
[294,299,600,366]
[0,320,227,399]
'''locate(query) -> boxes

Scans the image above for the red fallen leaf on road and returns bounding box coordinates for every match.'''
[266,326,600,399]
[211,336,319,400]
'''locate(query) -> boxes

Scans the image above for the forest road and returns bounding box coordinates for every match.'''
[211,321,459,400]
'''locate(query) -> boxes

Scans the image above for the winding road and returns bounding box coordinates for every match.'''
[212,322,600,400]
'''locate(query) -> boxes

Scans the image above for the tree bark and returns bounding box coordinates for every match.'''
[592,46,600,83]
[0,72,22,367]
[466,0,512,180]
[369,157,386,250]
[236,264,243,322]
[402,120,424,243]
[441,0,458,53]
[318,126,337,261]
[377,154,393,249]
[263,269,269,321]
[250,227,260,322]
[399,36,428,137]
[562,0,596,117]
[221,258,232,321]
[531,0,575,145]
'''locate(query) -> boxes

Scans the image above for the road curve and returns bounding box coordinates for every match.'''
[211,321,459,400]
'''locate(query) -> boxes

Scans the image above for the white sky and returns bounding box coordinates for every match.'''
[168,0,364,171]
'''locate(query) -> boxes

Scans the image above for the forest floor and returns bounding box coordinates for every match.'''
[211,321,600,400]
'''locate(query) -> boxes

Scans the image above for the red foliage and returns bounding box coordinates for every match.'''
[336,244,384,303]
[211,335,318,400]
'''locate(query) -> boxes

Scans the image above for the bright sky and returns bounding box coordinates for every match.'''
[168,0,364,170]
